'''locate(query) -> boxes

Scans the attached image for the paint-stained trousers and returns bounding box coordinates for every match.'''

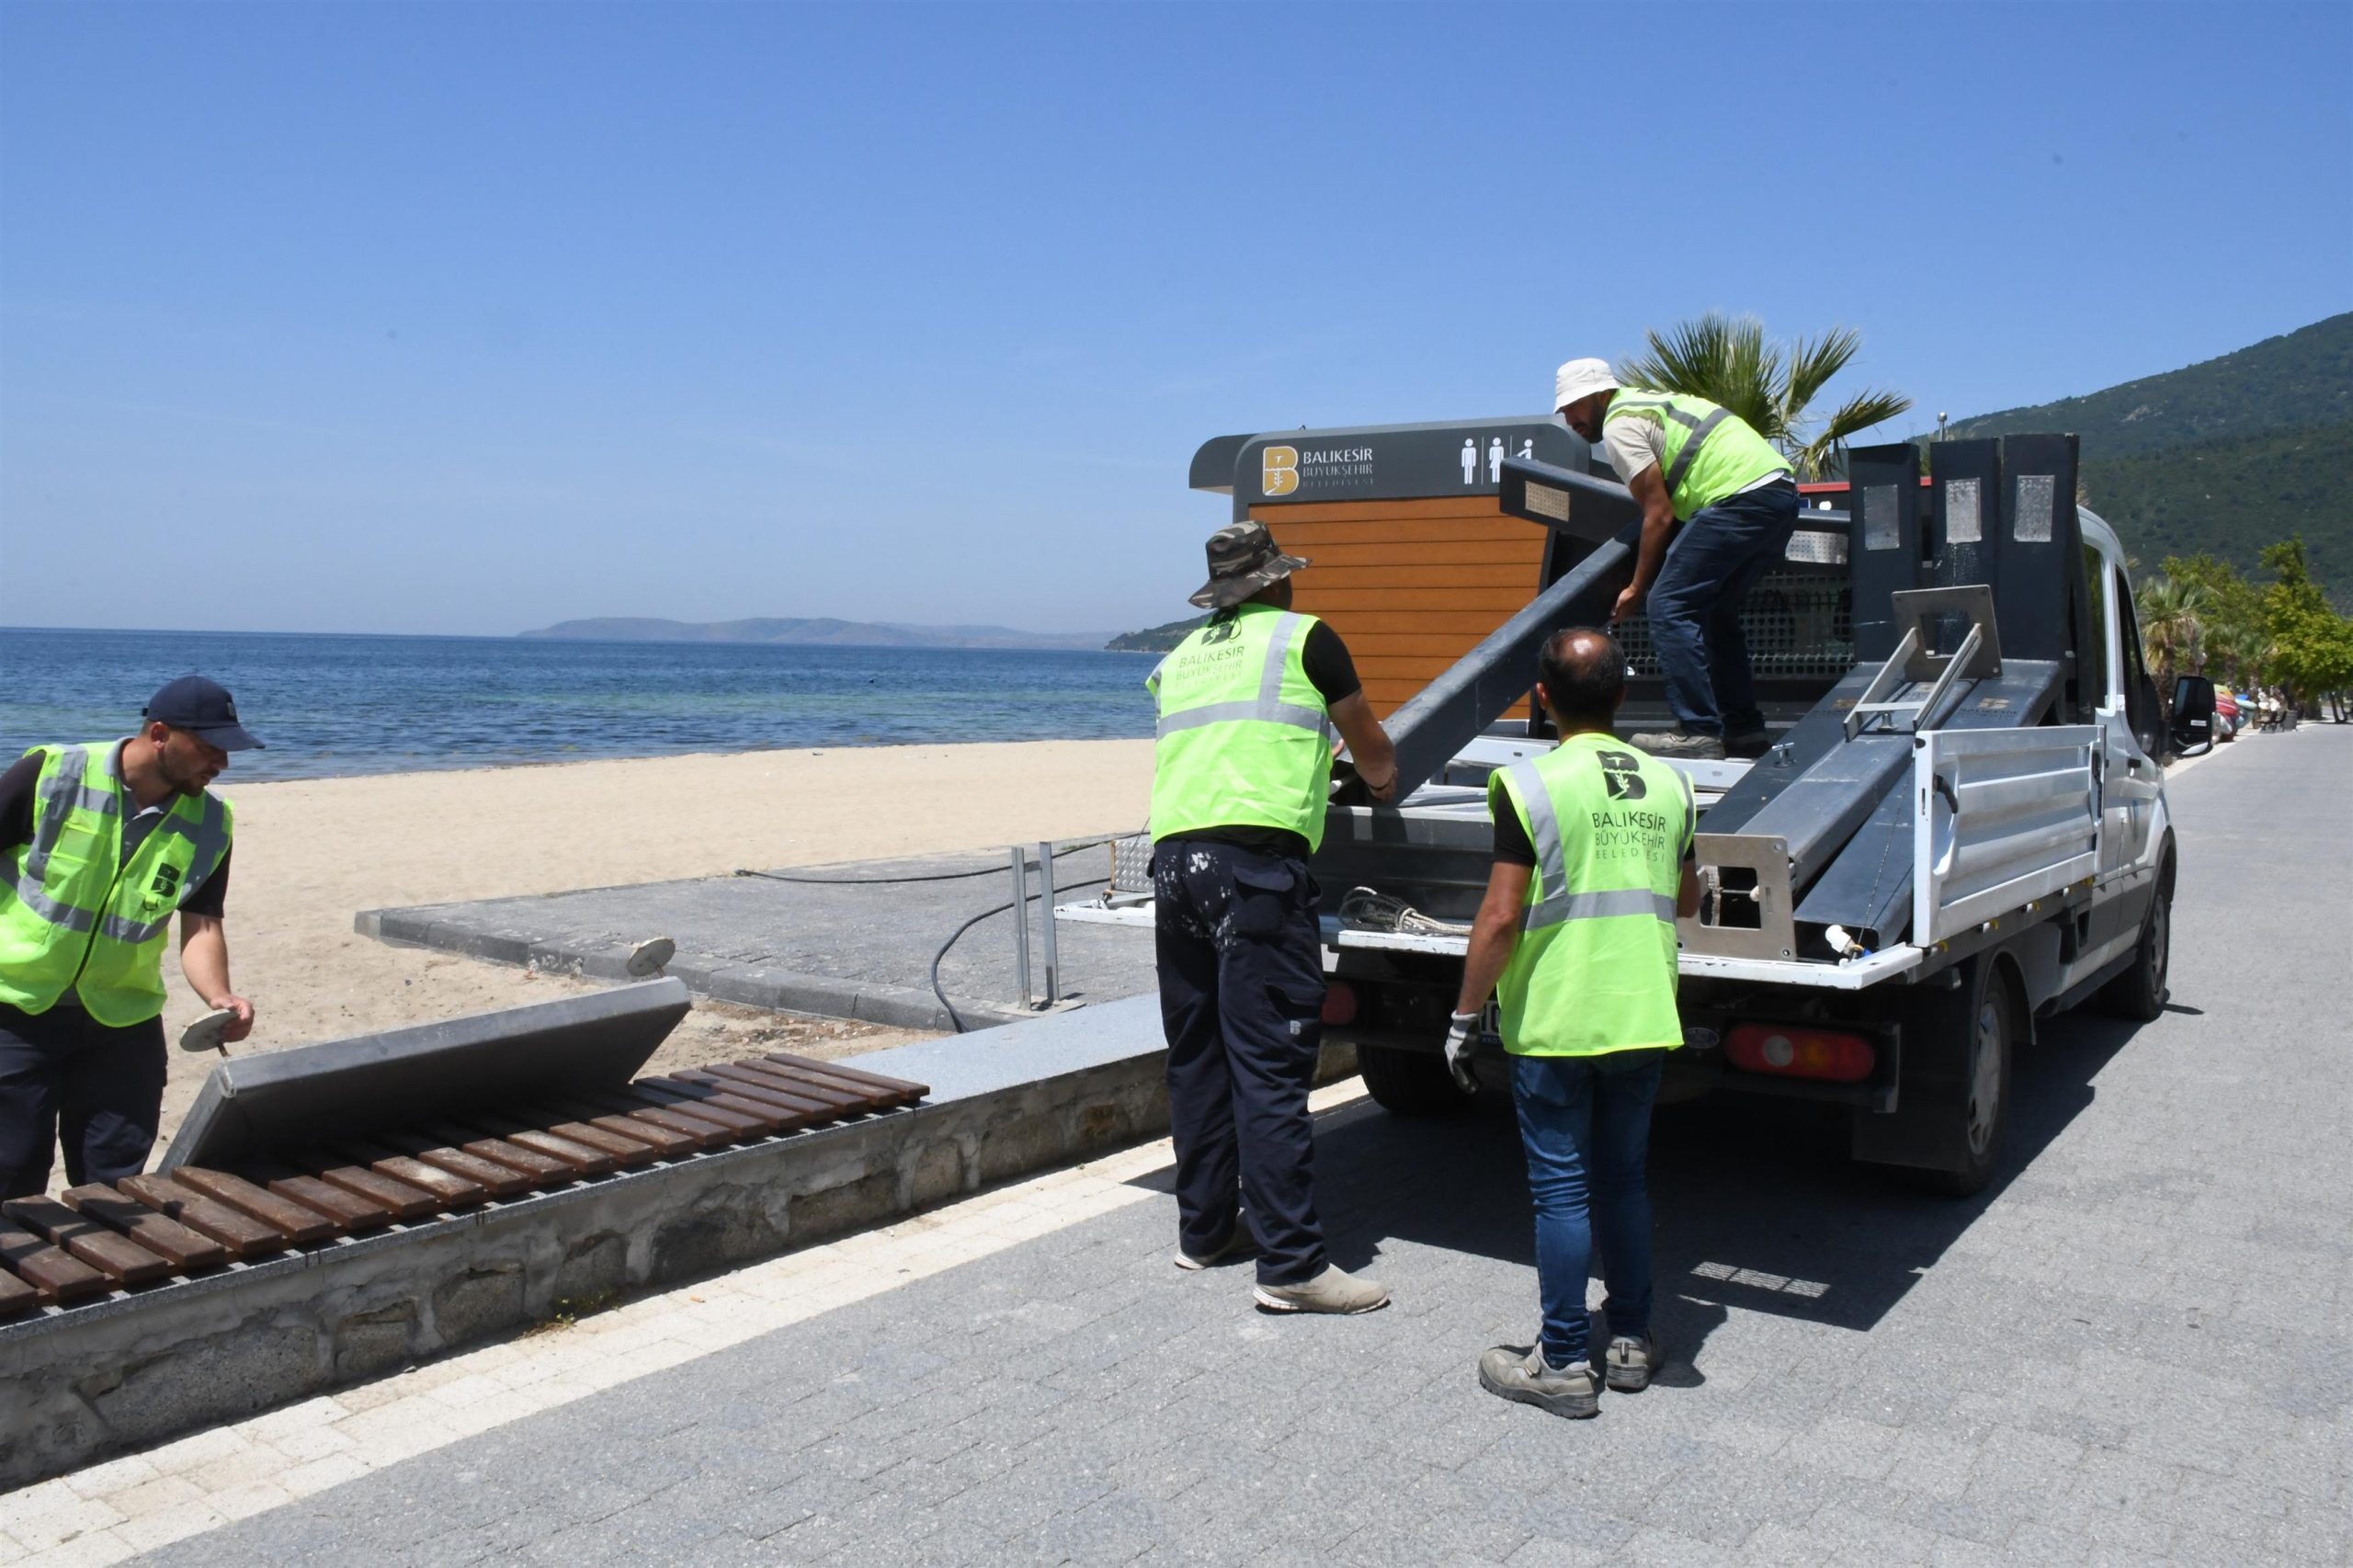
[0,1001,169,1199]
[1152,837,1328,1286]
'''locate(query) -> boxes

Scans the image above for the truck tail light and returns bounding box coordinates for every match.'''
[1322,983,1358,1027]
[1725,1023,1874,1084]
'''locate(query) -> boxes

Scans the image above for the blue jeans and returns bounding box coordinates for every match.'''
[1508,1049,1666,1367]
[1646,482,1801,738]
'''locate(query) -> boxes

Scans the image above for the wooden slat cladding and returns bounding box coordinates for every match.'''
[1254,498,1546,716]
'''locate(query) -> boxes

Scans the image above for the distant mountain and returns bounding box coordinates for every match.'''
[519,617,1117,651]
[1932,313,2351,598]
[1938,312,2352,457]
[1105,615,1209,653]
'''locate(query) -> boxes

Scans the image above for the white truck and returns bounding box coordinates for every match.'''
[1066,428,2215,1195]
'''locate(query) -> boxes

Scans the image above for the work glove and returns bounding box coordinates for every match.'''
[1444,1011,1481,1094]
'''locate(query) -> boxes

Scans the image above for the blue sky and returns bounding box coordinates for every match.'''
[3,2,2347,638]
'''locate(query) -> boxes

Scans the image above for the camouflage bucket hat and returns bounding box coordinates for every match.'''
[1188,519,1312,609]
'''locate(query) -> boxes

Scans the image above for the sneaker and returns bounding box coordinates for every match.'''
[1723,726,1774,758]
[1252,1265,1390,1314]
[1629,730,1727,762]
[1604,1335,1655,1392]
[1477,1345,1599,1419]
[1174,1227,1256,1271]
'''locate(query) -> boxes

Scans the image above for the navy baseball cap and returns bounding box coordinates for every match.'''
[143,676,265,751]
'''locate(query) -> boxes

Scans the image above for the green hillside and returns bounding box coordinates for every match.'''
[2082,419,2352,591]
[1105,614,1207,653]
[1934,312,2351,602]
[1942,312,2352,456]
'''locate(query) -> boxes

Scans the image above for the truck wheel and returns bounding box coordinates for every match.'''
[1915,964,2015,1198]
[2097,881,2172,1021]
[1357,1041,1473,1117]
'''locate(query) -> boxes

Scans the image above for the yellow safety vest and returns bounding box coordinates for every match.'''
[1147,605,1335,850]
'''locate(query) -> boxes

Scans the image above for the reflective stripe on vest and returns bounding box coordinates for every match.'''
[1607,392,1790,520]
[1147,607,1336,849]
[1149,612,1329,739]
[1489,741,1693,1057]
[0,742,234,1025]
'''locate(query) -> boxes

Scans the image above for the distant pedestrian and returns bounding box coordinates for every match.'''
[1445,628,1699,1416]
[0,677,261,1198]
[1148,520,1398,1314]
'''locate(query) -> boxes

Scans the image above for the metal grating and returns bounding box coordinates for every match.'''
[1616,574,1854,679]
[1109,833,1155,895]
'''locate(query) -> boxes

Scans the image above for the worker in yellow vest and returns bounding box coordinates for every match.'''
[1553,358,1800,761]
[1445,628,1699,1417]
[0,677,261,1198]
[1148,519,1399,1314]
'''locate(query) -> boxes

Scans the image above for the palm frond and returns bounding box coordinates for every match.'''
[1785,328,1863,417]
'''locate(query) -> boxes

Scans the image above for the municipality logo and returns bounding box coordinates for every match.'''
[1597,749,1648,801]
[1261,445,1299,497]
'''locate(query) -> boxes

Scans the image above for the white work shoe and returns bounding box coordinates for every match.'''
[1252,1264,1390,1314]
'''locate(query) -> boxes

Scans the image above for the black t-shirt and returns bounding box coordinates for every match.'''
[0,750,232,918]
[1169,618,1364,861]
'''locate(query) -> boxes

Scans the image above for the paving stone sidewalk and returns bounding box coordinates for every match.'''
[81,729,2353,1565]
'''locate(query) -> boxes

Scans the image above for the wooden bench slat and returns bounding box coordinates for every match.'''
[335,1146,485,1209]
[0,1217,115,1303]
[557,1094,732,1150]
[762,1051,928,1102]
[257,1169,395,1232]
[612,1084,764,1137]
[516,1103,693,1158]
[703,1062,847,1113]
[3,1195,176,1284]
[61,1185,230,1271]
[415,1123,572,1183]
[0,1265,35,1320]
[501,1112,663,1167]
[170,1167,339,1244]
[377,1132,541,1197]
[302,1160,440,1221]
[118,1175,289,1260]
[635,1077,790,1135]
[670,1070,825,1131]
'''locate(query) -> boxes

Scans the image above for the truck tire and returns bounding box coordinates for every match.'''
[1915,963,2016,1197]
[1357,1041,1473,1118]
[2096,879,2172,1022]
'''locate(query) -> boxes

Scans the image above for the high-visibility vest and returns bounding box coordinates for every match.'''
[1147,605,1335,851]
[1604,391,1791,521]
[1489,734,1695,1056]
[0,742,234,1027]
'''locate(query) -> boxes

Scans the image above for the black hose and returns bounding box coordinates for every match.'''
[929,876,1109,1034]
[733,833,1136,887]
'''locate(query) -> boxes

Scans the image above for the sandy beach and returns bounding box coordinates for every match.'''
[138,738,1154,1159]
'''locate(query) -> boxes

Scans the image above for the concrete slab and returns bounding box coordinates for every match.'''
[358,845,1157,1032]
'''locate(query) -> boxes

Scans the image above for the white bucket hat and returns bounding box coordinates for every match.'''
[1553,357,1620,412]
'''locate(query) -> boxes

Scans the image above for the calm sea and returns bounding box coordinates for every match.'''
[0,627,1156,783]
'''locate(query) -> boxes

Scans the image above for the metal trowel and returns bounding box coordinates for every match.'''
[178,1007,239,1057]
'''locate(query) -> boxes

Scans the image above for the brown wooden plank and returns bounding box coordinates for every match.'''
[704,1062,852,1112]
[62,1184,230,1271]
[118,1175,289,1260]
[3,1196,172,1286]
[1295,564,1535,589]
[519,1102,695,1158]
[1269,519,1547,546]
[736,1060,896,1110]
[0,1219,109,1304]
[620,1082,769,1136]
[489,1111,662,1167]
[565,1091,737,1148]
[1279,540,1545,567]
[1253,497,1512,524]
[1294,589,1531,612]
[468,1125,616,1176]
[170,1168,338,1244]
[0,1265,35,1320]
[414,1124,572,1184]
[762,1051,929,1101]
[380,1131,545,1196]
[332,1146,485,1209]
[255,1168,395,1233]
[669,1070,824,1131]
[5,1195,172,1284]
[636,1077,795,1136]
[302,1160,440,1221]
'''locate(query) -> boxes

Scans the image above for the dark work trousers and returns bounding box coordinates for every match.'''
[1152,837,1328,1286]
[1645,481,1802,739]
[0,1001,169,1199]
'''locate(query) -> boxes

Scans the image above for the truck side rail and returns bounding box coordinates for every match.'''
[1912,725,2100,946]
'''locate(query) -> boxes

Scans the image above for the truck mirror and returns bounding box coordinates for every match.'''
[2170,674,2216,757]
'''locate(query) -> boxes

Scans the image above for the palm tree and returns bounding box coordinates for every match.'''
[1616,313,1913,480]
[2133,574,2205,708]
